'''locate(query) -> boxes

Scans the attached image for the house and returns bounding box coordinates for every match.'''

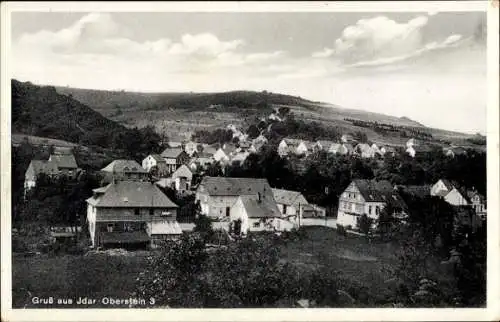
[430,179,456,197]
[188,153,214,172]
[86,181,180,249]
[251,141,266,154]
[252,134,268,146]
[341,134,355,144]
[467,189,486,217]
[201,144,219,157]
[343,143,355,155]
[354,143,375,158]
[184,141,200,156]
[213,144,237,164]
[278,138,311,157]
[160,148,191,173]
[336,179,408,230]
[406,145,434,158]
[443,146,468,158]
[230,194,291,235]
[236,141,253,153]
[313,140,336,153]
[371,143,384,157]
[231,151,250,165]
[195,176,275,219]
[101,159,148,182]
[142,154,168,176]
[272,188,309,223]
[380,146,397,157]
[268,113,283,122]
[443,187,470,207]
[24,153,80,191]
[171,165,193,194]
[24,159,59,191]
[328,143,349,155]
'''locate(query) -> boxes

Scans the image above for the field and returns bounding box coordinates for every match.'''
[12,227,451,308]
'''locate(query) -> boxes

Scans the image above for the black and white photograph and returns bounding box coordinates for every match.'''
[1,1,499,321]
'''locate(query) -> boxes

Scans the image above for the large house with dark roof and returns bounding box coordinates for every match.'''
[101,159,148,182]
[24,153,79,191]
[336,179,407,230]
[86,181,180,249]
[195,176,275,219]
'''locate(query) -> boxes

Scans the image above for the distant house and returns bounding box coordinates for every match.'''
[343,143,355,155]
[341,134,355,144]
[467,189,486,217]
[354,143,375,158]
[230,195,291,235]
[184,141,200,157]
[160,148,191,173]
[202,145,219,157]
[268,113,283,122]
[86,181,180,249]
[380,146,397,157]
[195,176,275,219]
[406,145,434,158]
[313,140,336,153]
[24,153,80,191]
[142,154,168,176]
[278,138,312,157]
[189,153,214,172]
[336,179,407,230]
[213,144,237,164]
[171,165,193,194]
[371,143,384,157]
[231,151,251,165]
[443,146,468,158]
[237,141,253,153]
[101,159,148,182]
[430,179,456,197]
[328,143,349,155]
[272,188,309,222]
[252,134,268,146]
[24,160,59,191]
[444,187,470,207]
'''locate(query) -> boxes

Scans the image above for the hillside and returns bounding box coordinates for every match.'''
[11,80,132,148]
[53,85,482,147]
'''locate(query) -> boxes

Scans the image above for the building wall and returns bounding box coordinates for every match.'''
[444,189,469,206]
[277,141,288,156]
[431,180,451,196]
[296,142,309,156]
[196,192,239,219]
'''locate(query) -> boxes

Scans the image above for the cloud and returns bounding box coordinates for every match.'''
[333,15,430,65]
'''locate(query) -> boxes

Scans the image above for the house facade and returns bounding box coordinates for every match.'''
[142,154,168,175]
[355,143,375,158]
[101,159,148,182]
[444,187,470,206]
[467,190,487,217]
[272,188,308,219]
[184,141,200,156]
[160,148,191,173]
[430,179,455,197]
[336,179,407,230]
[24,154,79,191]
[195,176,275,220]
[278,138,311,157]
[86,181,179,249]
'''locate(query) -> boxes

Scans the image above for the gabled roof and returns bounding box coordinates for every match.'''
[161,147,186,159]
[49,154,78,169]
[28,159,59,176]
[101,159,147,173]
[147,154,165,163]
[272,188,308,206]
[439,179,455,191]
[352,179,394,202]
[86,181,178,208]
[197,176,274,198]
[172,164,192,179]
[238,195,282,218]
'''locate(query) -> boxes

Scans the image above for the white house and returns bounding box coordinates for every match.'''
[195,176,275,219]
[336,179,407,230]
[278,138,311,157]
[443,187,470,207]
[184,141,200,157]
[142,154,168,175]
[430,179,456,197]
[355,143,375,158]
[229,195,292,235]
[272,188,309,226]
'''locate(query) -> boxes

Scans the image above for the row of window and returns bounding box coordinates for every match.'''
[133,208,172,216]
[340,202,381,215]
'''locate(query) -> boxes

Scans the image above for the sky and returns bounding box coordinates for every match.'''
[10,11,487,134]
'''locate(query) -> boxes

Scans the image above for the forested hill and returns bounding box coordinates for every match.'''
[11,79,132,148]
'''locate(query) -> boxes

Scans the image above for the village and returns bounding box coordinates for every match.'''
[20,108,487,251]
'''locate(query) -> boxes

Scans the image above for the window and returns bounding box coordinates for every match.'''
[253,222,260,228]
[376,206,380,215]
[283,204,288,214]
[149,208,154,216]
[368,206,372,215]
[134,208,140,216]
[124,223,132,232]
[107,223,114,232]
[226,207,230,217]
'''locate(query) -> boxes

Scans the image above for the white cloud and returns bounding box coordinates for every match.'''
[333,15,429,65]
